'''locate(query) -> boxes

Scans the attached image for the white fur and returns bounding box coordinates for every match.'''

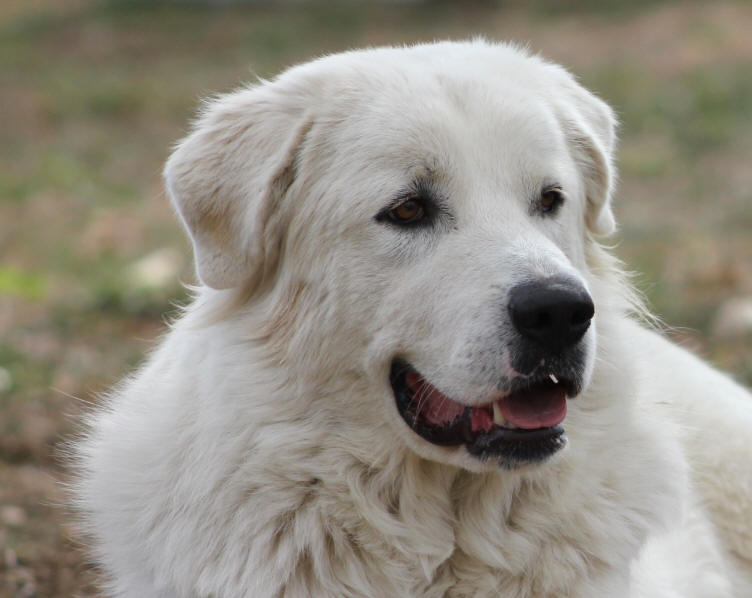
[76,41,752,597]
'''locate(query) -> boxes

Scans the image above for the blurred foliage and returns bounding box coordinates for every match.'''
[0,268,47,300]
[1,1,751,596]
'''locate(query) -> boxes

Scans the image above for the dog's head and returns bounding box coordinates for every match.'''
[165,41,619,472]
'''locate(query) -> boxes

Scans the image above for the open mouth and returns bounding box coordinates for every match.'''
[390,359,574,466]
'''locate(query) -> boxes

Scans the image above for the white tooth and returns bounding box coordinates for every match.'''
[492,401,506,426]
[549,373,559,384]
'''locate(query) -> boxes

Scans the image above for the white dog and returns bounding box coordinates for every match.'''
[76,41,752,597]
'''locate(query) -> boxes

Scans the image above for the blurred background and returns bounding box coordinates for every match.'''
[1,1,751,595]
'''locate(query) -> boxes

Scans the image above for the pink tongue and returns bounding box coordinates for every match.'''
[497,386,567,430]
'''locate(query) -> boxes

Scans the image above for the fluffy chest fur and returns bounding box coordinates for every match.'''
[268,453,672,598]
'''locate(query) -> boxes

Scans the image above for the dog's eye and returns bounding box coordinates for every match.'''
[375,183,443,229]
[391,199,423,222]
[388,198,425,224]
[540,187,565,214]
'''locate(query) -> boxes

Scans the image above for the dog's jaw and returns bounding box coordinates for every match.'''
[389,359,574,469]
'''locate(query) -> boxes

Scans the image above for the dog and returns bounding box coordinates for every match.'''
[76,41,752,597]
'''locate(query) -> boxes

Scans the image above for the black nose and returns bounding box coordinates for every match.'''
[508,277,594,352]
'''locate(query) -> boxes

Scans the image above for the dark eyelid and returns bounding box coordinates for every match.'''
[535,183,565,216]
[374,180,445,226]
[377,193,422,216]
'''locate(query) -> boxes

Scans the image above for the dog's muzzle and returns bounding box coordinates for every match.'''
[390,277,594,468]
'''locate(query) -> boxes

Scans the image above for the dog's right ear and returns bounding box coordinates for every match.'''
[164,85,312,290]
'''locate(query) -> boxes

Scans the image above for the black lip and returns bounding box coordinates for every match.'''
[390,359,569,468]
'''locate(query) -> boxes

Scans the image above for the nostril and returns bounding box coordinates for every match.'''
[536,312,552,328]
[571,303,595,326]
[521,311,552,331]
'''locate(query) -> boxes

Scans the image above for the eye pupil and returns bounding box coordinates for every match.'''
[540,188,563,212]
[391,199,423,222]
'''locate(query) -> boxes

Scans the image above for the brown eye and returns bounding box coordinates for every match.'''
[540,187,564,213]
[389,198,424,223]
[375,185,439,229]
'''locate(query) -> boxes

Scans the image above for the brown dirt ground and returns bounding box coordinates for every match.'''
[1,2,750,596]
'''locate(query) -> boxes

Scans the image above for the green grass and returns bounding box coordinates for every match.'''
[1,2,751,595]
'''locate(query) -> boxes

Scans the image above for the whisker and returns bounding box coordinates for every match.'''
[412,383,431,428]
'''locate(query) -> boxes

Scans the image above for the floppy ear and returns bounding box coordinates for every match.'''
[556,78,618,236]
[164,85,312,289]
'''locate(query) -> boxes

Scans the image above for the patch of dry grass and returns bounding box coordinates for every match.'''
[1,2,750,595]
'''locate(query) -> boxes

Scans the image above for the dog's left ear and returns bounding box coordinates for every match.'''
[555,78,618,236]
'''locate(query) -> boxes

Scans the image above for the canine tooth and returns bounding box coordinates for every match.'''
[549,373,559,384]
[492,401,507,426]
